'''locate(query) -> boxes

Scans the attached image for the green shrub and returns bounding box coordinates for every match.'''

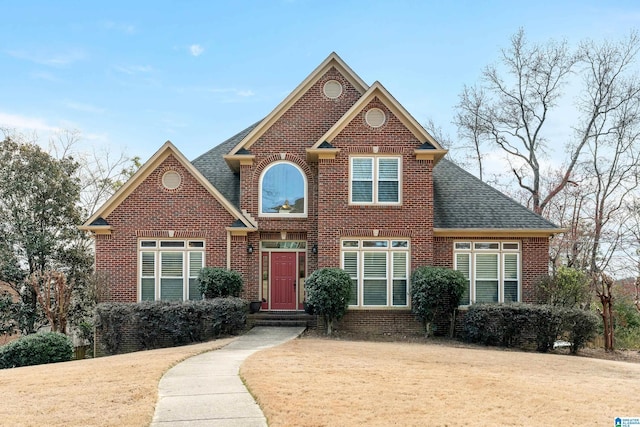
[535,267,590,308]
[610,294,640,349]
[462,303,534,347]
[462,303,599,354]
[615,326,640,350]
[529,304,564,352]
[94,302,131,355]
[305,268,352,335]
[95,298,247,354]
[0,332,73,369]
[461,304,503,346]
[198,267,244,298]
[562,308,599,354]
[410,266,466,337]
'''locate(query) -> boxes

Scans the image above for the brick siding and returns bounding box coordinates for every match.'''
[96,155,237,302]
[94,63,553,336]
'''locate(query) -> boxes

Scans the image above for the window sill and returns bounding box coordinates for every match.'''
[258,215,308,219]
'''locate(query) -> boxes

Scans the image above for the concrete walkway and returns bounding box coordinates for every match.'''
[150,326,306,426]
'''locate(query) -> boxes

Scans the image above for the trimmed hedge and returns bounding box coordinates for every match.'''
[95,298,247,355]
[0,332,73,369]
[305,268,352,335]
[410,266,466,336]
[462,303,599,354]
[198,267,243,299]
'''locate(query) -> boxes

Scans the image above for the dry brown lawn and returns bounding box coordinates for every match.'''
[2,333,639,427]
[0,338,234,427]
[241,337,640,427]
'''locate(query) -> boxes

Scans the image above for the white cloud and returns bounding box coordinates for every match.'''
[0,112,61,132]
[62,100,106,114]
[189,44,204,57]
[6,49,85,67]
[113,64,153,75]
[236,90,255,97]
[104,21,136,34]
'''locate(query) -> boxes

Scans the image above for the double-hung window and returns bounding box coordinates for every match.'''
[139,240,205,301]
[341,239,409,307]
[350,157,400,204]
[454,242,520,305]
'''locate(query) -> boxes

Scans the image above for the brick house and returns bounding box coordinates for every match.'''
[81,53,559,334]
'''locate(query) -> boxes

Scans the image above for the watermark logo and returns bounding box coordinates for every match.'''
[616,417,640,427]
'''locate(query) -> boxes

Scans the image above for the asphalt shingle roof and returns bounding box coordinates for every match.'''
[191,122,260,208]
[191,124,557,231]
[432,158,558,230]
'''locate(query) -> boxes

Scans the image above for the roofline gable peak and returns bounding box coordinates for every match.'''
[81,141,254,233]
[225,52,369,167]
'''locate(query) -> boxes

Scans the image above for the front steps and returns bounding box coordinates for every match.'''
[248,311,316,328]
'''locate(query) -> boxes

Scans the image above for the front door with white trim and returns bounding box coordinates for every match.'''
[270,252,297,310]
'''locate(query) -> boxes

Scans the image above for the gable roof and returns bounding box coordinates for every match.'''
[433,159,560,236]
[192,122,260,208]
[309,81,447,163]
[80,141,256,232]
[224,52,369,169]
[187,121,559,236]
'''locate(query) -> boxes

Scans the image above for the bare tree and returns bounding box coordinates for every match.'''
[583,101,640,276]
[593,272,616,351]
[455,86,489,181]
[48,129,139,218]
[455,29,640,215]
[545,175,592,273]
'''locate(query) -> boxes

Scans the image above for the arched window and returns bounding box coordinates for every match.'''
[259,161,307,217]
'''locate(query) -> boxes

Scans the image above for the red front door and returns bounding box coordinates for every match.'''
[270,252,297,310]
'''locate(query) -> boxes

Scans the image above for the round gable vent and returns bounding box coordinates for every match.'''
[365,108,386,128]
[323,80,343,99]
[162,171,182,190]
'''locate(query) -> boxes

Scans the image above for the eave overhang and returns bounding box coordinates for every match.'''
[434,228,567,238]
[414,148,448,162]
[225,226,258,236]
[222,154,256,173]
[306,147,341,161]
[78,225,113,235]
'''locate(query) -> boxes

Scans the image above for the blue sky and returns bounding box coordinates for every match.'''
[1,1,639,162]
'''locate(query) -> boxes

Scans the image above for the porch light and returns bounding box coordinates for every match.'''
[247,244,254,254]
[312,244,318,254]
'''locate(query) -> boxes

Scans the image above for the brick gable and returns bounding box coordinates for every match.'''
[95,154,237,302]
[317,97,433,269]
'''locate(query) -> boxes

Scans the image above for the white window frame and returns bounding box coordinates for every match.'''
[138,239,205,301]
[341,239,410,308]
[349,156,401,205]
[258,161,308,218]
[453,241,521,306]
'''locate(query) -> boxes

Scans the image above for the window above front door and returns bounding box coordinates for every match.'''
[259,161,307,217]
[350,156,401,205]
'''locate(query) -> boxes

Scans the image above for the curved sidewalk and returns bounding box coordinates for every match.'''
[150,326,306,427]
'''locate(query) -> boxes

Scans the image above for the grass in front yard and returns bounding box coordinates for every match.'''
[0,338,234,427]
[241,338,640,426]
